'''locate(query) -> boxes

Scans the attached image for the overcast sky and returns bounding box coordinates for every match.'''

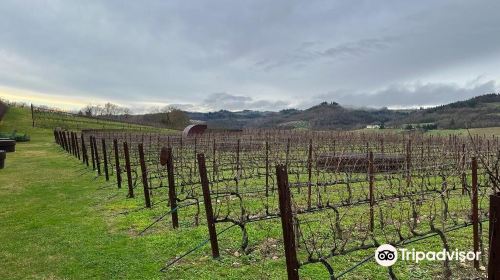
[1,0,499,112]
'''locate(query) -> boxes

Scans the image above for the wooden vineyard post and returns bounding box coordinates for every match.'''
[70,132,76,156]
[67,132,72,154]
[66,132,71,153]
[90,136,96,170]
[81,134,89,166]
[123,142,134,198]
[333,140,336,157]
[67,132,72,155]
[63,131,69,152]
[62,131,68,152]
[368,151,375,232]
[487,140,491,166]
[31,103,35,127]
[462,144,466,195]
[138,143,151,208]
[93,136,101,175]
[70,133,74,155]
[101,138,109,181]
[471,157,479,270]
[165,147,179,229]
[197,153,220,258]
[285,138,290,167]
[59,131,64,150]
[276,164,300,280]
[72,133,77,157]
[72,132,77,157]
[69,132,74,156]
[193,137,198,175]
[212,139,216,182]
[236,139,240,192]
[75,133,81,160]
[53,130,59,145]
[113,139,122,189]
[489,192,500,279]
[307,139,313,209]
[406,139,412,189]
[56,130,60,145]
[265,141,270,196]
[180,137,185,173]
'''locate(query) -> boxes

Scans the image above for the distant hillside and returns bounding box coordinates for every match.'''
[115,93,500,130]
[187,94,500,130]
[248,102,408,130]
[187,110,273,130]
[185,101,409,130]
[389,93,500,129]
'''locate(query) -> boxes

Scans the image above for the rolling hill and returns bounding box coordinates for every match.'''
[90,93,500,131]
[388,93,500,129]
[186,93,500,130]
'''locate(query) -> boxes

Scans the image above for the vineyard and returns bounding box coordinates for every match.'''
[52,127,500,279]
[30,104,166,131]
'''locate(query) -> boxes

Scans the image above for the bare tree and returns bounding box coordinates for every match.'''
[81,103,127,117]
[82,104,94,116]
[162,106,190,129]
[149,106,162,114]
[104,102,120,116]
[123,107,131,117]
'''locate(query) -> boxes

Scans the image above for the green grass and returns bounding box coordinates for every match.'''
[425,127,500,136]
[14,105,178,132]
[0,107,289,279]
[0,108,491,279]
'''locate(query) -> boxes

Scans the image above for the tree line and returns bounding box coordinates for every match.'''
[78,102,190,129]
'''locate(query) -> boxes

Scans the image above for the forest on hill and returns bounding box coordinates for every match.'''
[187,93,500,130]
[77,93,500,131]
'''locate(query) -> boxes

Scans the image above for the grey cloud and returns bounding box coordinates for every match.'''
[202,93,289,111]
[321,37,396,58]
[0,0,499,110]
[312,80,499,108]
[256,36,397,71]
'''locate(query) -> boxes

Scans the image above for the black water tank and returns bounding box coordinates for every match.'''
[0,150,5,169]
[0,139,15,152]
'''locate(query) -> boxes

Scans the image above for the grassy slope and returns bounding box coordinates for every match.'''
[30,107,175,132]
[0,108,287,280]
[0,109,182,279]
[0,108,490,279]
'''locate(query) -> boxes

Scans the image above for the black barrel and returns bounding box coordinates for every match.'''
[0,139,15,152]
[0,150,5,169]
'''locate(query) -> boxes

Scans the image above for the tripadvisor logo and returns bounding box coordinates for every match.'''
[374,244,481,267]
[375,244,397,267]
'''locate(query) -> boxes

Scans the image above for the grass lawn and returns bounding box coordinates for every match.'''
[0,107,491,279]
[0,108,201,279]
[0,107,290,279]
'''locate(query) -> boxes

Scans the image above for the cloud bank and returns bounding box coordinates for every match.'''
[0,0,499,111]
